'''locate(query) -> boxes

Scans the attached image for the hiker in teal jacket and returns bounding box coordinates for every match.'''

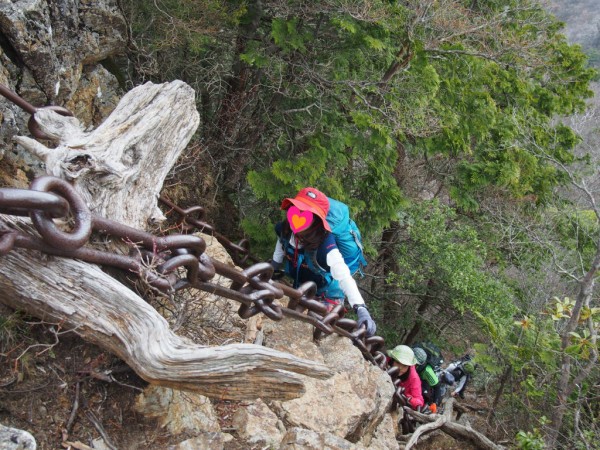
[270,187,377,337]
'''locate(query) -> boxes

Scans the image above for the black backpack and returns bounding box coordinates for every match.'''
[415,341,444,370]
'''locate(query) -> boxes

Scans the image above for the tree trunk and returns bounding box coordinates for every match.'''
[0,247,330,400]
[404,279,435,345]
[404,399,506,450]
[380,42,414,85]
[1,80,332,401]
[488,365,511,423]
[15,80,200,230]
[546,257,599,447]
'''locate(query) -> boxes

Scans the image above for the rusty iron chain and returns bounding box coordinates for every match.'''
[0,176,390,367]
[159,192,417,409]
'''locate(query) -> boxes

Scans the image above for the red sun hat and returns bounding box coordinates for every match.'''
[281,187,331,232]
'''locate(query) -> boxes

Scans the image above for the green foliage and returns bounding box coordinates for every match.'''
[551,208,600,266]
[387,200,517,323]
[516,421,547,449]
[401,4,596,210]
[240,41,270,68]
[533,39,596,116]
[240,215,278,257]
[239,6,419,239]
[473,342,505,376]
[475,288,600,442]
[126,0,596,242]
[122,0,247,127]
[417,57,588,207]
[547,296,599,360]
[247,118,405,239]
[271,18,311,53]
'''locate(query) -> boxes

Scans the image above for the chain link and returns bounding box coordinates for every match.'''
[0,83,74,139]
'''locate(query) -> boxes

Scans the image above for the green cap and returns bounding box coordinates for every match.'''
[463,361,475,374]
[388,345,417,366]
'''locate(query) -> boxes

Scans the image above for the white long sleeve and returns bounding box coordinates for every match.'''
[272,239,285,264]
[326,248,365,308]
[272,236,365,308]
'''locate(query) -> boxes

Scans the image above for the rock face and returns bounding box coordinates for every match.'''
[0,423,36,450]
[265,318,394,443]
[134,310,398,449]
[0,0,126,103]
[135,386,221,435]
[0,0,126,176]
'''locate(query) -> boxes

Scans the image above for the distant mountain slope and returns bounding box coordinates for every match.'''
[548,0,600,67]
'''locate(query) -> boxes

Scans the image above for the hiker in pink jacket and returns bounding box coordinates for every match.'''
[387,345,425,409]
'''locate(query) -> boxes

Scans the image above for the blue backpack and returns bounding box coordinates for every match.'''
[325,197,367,275]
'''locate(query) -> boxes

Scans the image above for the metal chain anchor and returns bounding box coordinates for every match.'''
[0,83,73,140]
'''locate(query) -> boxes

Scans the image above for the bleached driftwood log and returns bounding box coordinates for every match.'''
[0,81,332,400]
[0,249,330,400]
[14,80,197,229]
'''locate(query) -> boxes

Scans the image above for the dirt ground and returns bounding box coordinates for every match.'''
[1,323,166,449]
[0,308,252,450]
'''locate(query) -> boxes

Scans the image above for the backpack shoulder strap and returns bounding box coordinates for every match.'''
[325,197,350,233]
[307,234,335,275]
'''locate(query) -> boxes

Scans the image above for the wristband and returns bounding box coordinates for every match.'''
[353,304,367,313]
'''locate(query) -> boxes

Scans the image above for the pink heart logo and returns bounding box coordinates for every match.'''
[287,206,314,233]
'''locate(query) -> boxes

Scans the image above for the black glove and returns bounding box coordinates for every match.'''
[268,260,285,280]
[268,259,282,270]
[354,305,376,337]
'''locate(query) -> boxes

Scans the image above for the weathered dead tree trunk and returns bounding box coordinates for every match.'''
[15,80,197,229]
[0,80,331,400]
[0,248,330,400]
[403,398,505,450]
